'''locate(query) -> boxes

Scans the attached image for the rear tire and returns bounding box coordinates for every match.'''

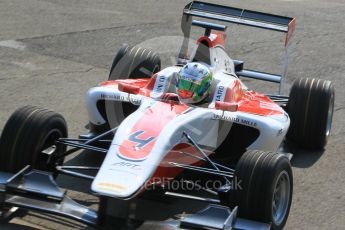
[228,150,293,230]
[286,78,335,149]
[92,45,161,133]
[0,105,67,173]
[109,44,161,80]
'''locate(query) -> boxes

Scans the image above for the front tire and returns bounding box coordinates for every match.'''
[0,105,67,173]
[286,78,335,149]
[228,150,293,230]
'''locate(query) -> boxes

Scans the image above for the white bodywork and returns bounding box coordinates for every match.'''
[86,44,290,199]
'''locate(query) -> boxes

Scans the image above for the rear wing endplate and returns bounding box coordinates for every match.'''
[179,1,296,94]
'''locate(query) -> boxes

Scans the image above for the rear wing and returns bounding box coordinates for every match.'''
[178,1,296,94]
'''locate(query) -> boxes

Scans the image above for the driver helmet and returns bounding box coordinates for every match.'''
[176,62,213,104]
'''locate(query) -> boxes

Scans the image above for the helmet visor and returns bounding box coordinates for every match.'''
[177,89,193,98]
[178,78,200,90]
[177,78,200,99]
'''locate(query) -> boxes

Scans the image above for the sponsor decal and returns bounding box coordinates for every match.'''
[241,119,257,127]
[129,95,142,105]
[100,93,127,101]
[215,85,225,102]
[154,75,167,94]
[112,161,142,171]
[100,93,141,104]
[97,182,127,192]
[213,113,257,127]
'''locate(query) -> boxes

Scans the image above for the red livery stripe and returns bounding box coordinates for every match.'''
[118,101,189,161]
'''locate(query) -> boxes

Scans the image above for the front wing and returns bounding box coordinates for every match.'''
[0,167,270,230]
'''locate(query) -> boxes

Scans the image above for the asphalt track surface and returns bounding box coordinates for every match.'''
[0,0,344,229]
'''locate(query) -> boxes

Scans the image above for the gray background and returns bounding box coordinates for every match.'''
[0,0,344,229]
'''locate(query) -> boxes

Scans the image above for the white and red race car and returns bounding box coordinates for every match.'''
[0,2,334,230]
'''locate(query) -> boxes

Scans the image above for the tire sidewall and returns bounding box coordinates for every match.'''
[102,45,161,129]
[33,115,67,171]
[263,156,293,229]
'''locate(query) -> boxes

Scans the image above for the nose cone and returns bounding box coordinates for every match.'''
[92,100,191,199]
[92,169,145,198]
[91,143,149,199]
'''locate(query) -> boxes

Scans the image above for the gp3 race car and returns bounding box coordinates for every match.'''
[0,1,334,230]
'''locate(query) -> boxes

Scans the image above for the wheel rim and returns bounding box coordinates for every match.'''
[326,92,334,137]
[40,129,64,169]
[272,171,291,225]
